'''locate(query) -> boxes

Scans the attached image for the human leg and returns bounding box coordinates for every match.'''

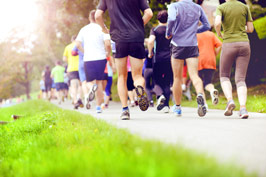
[171,58,184,106]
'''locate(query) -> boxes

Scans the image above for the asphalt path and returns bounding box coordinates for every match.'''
[55,100,266,176]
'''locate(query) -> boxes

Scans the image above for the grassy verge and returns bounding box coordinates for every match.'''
[0,100,256,177]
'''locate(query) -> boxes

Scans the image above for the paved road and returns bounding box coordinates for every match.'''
[55,100,266,176]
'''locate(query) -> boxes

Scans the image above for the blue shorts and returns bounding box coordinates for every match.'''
[55,82,65,91]
[84,60,107,82]
[79,65,86,82]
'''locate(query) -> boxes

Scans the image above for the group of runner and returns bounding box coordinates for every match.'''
[41,0,254,120]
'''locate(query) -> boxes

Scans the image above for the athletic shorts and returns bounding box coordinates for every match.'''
[115,42,145,59]
[68,71,79,81]
[84,59,107,82]
[63,83,69,90]
[55,82,65,91]
[44,82,52,92]
[79,65,86,83]
[127,72,135,91]
[199,69,215,87]
[171,45,199,60]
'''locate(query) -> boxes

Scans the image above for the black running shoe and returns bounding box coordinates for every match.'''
[120,109,130,120]
[88,84,98,102]
[156,95,166,111]
[135,85,149,111]
[77,99,84,108]
[197,93,207,117]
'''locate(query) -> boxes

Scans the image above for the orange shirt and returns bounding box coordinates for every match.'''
[197,31,222,70]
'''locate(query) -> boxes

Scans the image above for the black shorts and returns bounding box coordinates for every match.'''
[171,45,199,60]
[199,69,215,87]
[63,83,69,90]
[68,71,79,81]
[127,72,135,91]
[44,82,52,92]
[84,60,107,82]
[55,82,65,91]
[115,42,145,59]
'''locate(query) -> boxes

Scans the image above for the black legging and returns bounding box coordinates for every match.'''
[144,68,154,101]
[153,61,173,106]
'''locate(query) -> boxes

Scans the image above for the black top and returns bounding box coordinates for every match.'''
[98,0,149,43]
[150,25,171,63]
[44,70,52,84]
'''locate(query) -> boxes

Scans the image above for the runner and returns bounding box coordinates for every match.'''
[76,10,111,114]
[215,0,254,119]
[197,30,222,106]
[166,0,210,117]
[51,60,66,104]
[148,10,173,113]
[63,35,83,109]
[42,66,52,100]
[72,42,90,109]
[95,0,153,120]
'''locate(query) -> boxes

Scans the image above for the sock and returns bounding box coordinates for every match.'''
[122,107,129,111]
[176,104,180,107]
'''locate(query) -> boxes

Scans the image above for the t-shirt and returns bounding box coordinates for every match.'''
[51,65,65,83]
[150,25,171,63]
[76,23,110,62]
[98,0,150,43]
[63,42,79,72]
[216,0,253,43]
[197,31,222,70]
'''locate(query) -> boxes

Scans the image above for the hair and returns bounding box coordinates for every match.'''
[89,10,96,23]
[157,10,168,23]
[45,65,50,71]
[56,60,62,65]
[71,35,77,42]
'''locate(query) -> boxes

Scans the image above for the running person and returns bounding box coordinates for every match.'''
[42,66,52,100]
[197,30,222,106]
[215,0,254,119]
[76,10,111,114]
[166,0,210,117]
[51,60,66,104]
[148,10,173,113]
[95,0,153,120]
[63,35,83,109]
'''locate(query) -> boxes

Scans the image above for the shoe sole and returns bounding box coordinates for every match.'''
[157,96,166,111]
[240,114,249,119]
[212,90,219,105]
[197,95,207,117]
[86,103,91,110]
[88,85,98,102]
[135,86,149,111]
[121,116,130,120]
[224,103,236,116]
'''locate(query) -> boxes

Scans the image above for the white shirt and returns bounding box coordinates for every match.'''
[76,23,110,62]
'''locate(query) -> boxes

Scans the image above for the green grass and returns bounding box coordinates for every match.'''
[0,100,256,177]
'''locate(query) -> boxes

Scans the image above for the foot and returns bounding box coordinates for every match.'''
[197,93,207,117]
[211,89,219,105]
[120,109,130,120]
[156,95,166,111]
[239,107,249,119]
[224,100,236,116]
[88,84,98,102]
[96,106,102,113]
[162,106,170,113]
[77,99,84,108]
[172,105,182,116]
[135,85,149,111]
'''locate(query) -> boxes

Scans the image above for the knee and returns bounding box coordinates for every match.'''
[220,77,230,83]
[235,77,246,88]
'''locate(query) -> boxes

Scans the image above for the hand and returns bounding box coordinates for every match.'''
[148,53,153,58]
[166,34,172,40]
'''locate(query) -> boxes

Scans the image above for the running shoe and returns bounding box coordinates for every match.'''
[197,93,207,117]
[120,109,130,120]
[173,105,182,116]
[135,85,149,111]
[77,99,84,108]
[224,100,236,116]
[162,106,170,113]
[86,102,91,110]
[211,89,219,105]
[96,106,102,113]
[239,107,249,119]
[88,84,98,102]
[157,95,166,111]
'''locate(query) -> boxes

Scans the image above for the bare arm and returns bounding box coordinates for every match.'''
[143,8,153,26]
[246,21,254,33]
[147,35,155,58]
[76,41,84,54]
[214,15,223,39]
[63,56,67,63]
[104,40,111,58]
[95,10,109,34]
[215,46,222,56]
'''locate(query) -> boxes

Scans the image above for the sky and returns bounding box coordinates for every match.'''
[0,0,39,40]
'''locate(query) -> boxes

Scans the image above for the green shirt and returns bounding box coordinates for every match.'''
[216,0,253,43]
[51,65,65,83]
